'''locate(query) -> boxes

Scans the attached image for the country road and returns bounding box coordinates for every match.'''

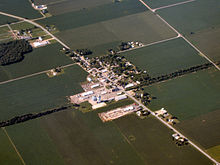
[0,11,70,49]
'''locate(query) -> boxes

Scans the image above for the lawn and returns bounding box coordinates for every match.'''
[187,25,220,62]
[120,38,207,77]
[0,65,87,121]
[0,15,17,25]
[158,0,220,35]
[144,67,220,120]
[0,128,23,165]
[177,109,220,149]
[48,0,112,15]
[56,11,176,57]
[142,0,190,9]
[0,0,42,19]
[0,43,72,82]
[114,115,212,165]
[37,0,147,31]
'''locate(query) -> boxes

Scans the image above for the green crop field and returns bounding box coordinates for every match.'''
[145,67,220,120]
[158,0,220,35]
[56,11,175,57]
[0,43,72,82]
[187,26,220,62]
[207,145,220,162]
[0,128,23,165]
[177,110,220,149]
[48,0,112,15]
[0,26,13,42]
[0,15,17,25]
[114,115,212,165]
[3,108,212,165]
[37,0,147,31]
[0,0,42,19]
[10,22,35,31]
[0,65,87,121]
[120,38,207,77]
[142,0,188,8]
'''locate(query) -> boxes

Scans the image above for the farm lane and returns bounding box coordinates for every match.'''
[138,0,220,72]
[0,11,70,49]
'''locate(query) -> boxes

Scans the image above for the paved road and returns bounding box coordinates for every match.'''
[139,0,220,71]
[0,63,76,85]
[0,11,70,49]
[153,0,196,12]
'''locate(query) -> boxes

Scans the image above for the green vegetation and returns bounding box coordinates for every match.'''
[78,101,92,113]
[0,128,23,165]
[0,26,13,43]
[38,0,147,31]
[145,68,220,120]
[159,0,220,35]
[120,38,207,77]
[0,15,17,25]
[0,43,72,82]
[0,40,32,65]
[207,145,220,162]
[0,65,87,121]
[0,0,41,19]
[177,110,220,149]
[10,22,35,31]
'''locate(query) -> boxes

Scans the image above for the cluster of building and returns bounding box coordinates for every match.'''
[98,104,140,122]
[32,37,50,48]
[154,108,179,125]
[172,133,188,146]
[119,41,143,51]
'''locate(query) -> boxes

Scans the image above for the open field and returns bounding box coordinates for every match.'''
[37,0,147,31]
[48,0,112,15]
[142,0,189,8]
[187,25,220,61]
[207,145,220,162]
[145,67,220,120]
[4,107,212,165]
[0,15,17,25]
[10,22,35,31]
[120,38,207,77]
[114,115,212,165]
[34,0,66,5]
[0,0,42,19]
[0,128,23,165]
[177,110,220,149]
[0,43,72,82]
[158,0,220,35]
[56,11,175,57]
[0,26,13,42]
[0,65,87,121]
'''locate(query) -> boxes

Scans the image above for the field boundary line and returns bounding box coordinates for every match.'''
[0,63,76,85]
[2,128,26,165]
[118,35,179,54]
[153,0,196,12]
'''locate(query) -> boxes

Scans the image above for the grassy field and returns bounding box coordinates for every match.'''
[56,11,175,57]
[207,145,220,162]
[0,65,87,121]
[114,115,212,165]
[0,15,17,25]
[10,22,35,31]
[38,0,147,31]
[158,0,220,35]
[145,67,220,120]
[0,43,72,82]
[48,0,112,15]
[0,128,23,165]
[177,110,220,149]
[142,0,189,8]
[3,107,213,165]
[0,0,42,19]
[0,25,13,42]
[187,25,220,62]
[120,38,207,77]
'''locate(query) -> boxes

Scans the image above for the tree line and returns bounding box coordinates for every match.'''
[0,105,71,128]
[0,40,32,66]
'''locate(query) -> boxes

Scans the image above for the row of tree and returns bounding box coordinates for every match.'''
[0,40,32,66]
[127,62,219,90]
[0,105,71,128]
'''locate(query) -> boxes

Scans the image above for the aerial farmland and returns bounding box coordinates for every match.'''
[0,0,219,164]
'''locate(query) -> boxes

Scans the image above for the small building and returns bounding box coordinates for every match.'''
[124,106,134,111]
[155,108,167,116]
[115,94,127,101]
[87,77,92,82]
[33,40,49,47]
[82,91,94,97]
[91,84,100,89]
[125,83,134,89]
